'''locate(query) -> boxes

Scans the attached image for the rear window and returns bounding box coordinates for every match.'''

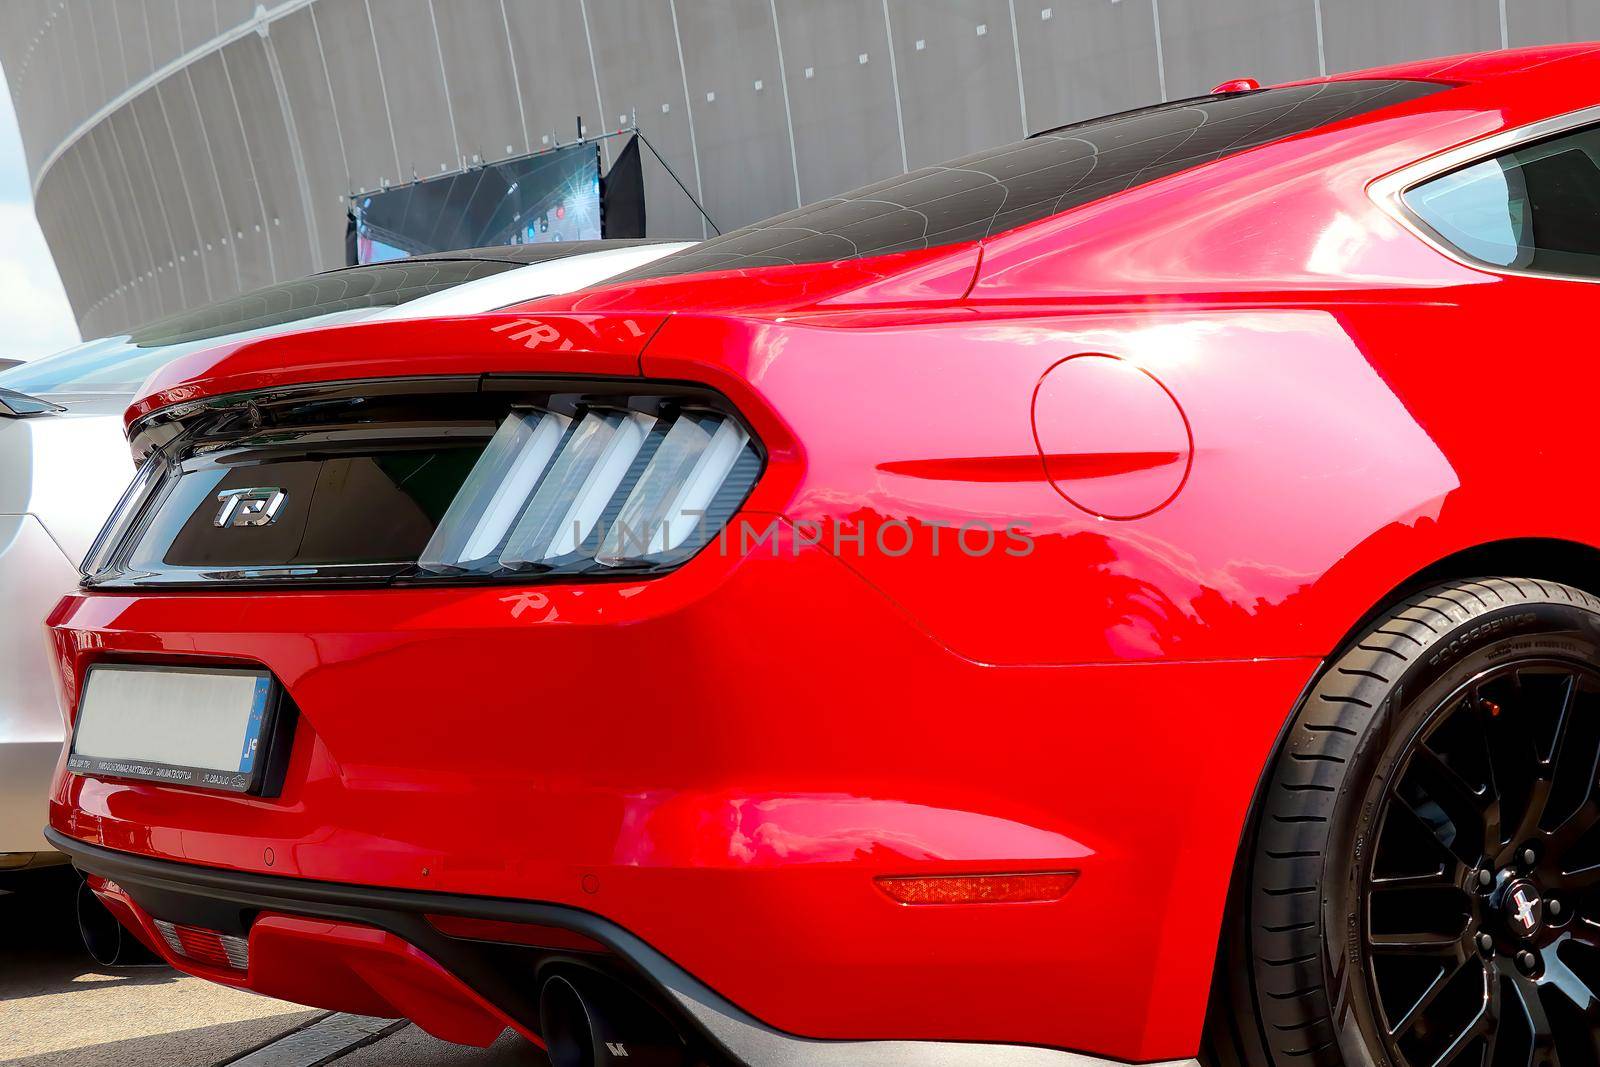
[625,78,1445,280]
[1404,123,1600,278]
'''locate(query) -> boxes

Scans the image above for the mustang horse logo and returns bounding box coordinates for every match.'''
[1510,882,1543,936]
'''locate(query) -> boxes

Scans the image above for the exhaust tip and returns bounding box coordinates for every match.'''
[76,882,159,967]
[540,975,596,1067]
[539,972,684,1067]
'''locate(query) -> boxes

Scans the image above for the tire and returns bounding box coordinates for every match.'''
[1217,577,1600,1067]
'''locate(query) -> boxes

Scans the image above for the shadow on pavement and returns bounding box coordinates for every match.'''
[1,867,317,1065]
[0,866,178,1003]
[335,1026,550,1066]
[0,1015,319,1067]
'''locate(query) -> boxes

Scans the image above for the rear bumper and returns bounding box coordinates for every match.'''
[46,534,1318,1058]
[54,829,1197,1067]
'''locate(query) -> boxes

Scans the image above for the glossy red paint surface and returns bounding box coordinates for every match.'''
[49,45,1600,1062]
[47,540,1315,1056]
[96,876,527,1047]
[247,915,527,1047]
[1031,354,1191,520]
[86,876,165,958]
[126,311,669,429]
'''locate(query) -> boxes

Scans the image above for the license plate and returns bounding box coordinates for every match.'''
[68,665,284,794]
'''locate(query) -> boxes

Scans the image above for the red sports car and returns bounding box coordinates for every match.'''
[45,43,1600,1067]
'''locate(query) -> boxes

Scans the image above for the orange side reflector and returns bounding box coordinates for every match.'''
[425,914,608,953]
[875,871,1078,905]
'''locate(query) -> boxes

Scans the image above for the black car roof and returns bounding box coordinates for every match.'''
[616,79,1444,282]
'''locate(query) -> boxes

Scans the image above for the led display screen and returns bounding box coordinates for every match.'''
[351,143,602,264]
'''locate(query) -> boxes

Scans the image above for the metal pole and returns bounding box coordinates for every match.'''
[635,129,721,235]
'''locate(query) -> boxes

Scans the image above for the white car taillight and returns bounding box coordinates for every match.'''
[595,413,750,566]
[498,410,658,565]
[82,383,764,588]
[418,410,573,570]
[417,404,760,576]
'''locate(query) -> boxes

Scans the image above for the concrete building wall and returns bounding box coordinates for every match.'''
[3,0,1598,338]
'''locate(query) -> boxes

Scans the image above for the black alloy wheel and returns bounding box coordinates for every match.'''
[1209,578,1600,1067]
[1365,658,1600,1067]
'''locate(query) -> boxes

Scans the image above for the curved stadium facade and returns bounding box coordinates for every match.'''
[4,0,1599,338]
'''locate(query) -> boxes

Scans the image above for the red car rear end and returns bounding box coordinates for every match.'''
[47,45,1600,1067]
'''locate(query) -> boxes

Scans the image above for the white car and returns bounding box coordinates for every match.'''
[0,240,689,876]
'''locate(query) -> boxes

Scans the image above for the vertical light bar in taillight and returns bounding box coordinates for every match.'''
[418,409,572,571]
[595,413,750,565]
[497,410,657,565]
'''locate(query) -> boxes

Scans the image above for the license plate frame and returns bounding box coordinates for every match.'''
[66,663,292,796]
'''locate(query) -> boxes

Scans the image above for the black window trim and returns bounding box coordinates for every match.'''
[1372,101,1600,285]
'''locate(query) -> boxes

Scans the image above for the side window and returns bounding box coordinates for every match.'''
[1405,125,1600,278]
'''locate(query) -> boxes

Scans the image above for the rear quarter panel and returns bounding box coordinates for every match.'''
[645,300,1525,668]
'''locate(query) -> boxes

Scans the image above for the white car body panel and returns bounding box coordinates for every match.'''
[367,242,692,322]
[0,515,82,857]
[0,401,134,565]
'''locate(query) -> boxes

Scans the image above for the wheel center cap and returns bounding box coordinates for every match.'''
[1503,878,1544,937]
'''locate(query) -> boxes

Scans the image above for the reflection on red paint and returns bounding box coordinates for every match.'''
[611,791,1092,868]
[877,452,1180,482]
[51,46,1600,1063]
